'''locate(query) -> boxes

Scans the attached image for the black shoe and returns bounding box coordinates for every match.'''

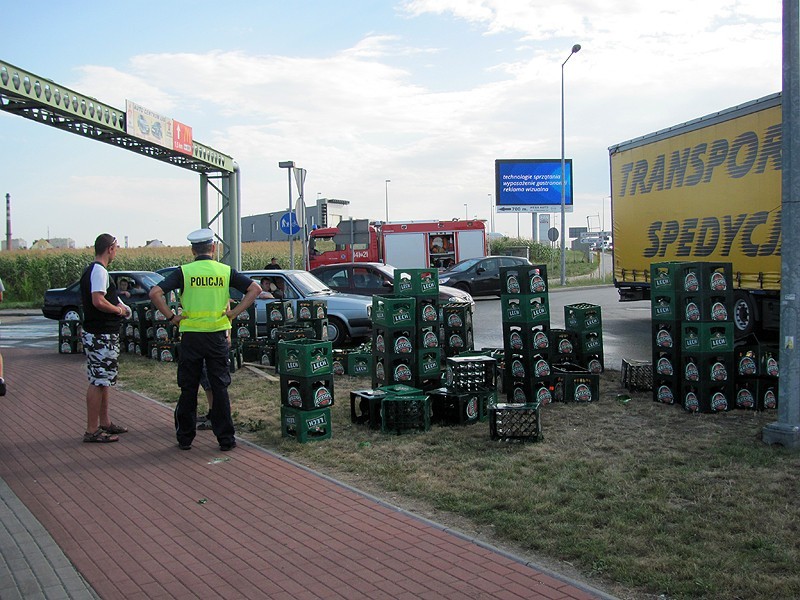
[219,441,236,451]
[0,378,6,396]
[196,419,213,431]
[178,442,192,450]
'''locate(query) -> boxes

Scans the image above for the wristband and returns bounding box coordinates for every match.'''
[167,314,176,322]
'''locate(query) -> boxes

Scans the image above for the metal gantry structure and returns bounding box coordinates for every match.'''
[0,59,242,268]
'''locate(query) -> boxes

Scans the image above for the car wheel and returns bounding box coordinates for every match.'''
[326,316,348,347]
[733,291,756,337]
[62,307,81,321]
[453,282,471,294]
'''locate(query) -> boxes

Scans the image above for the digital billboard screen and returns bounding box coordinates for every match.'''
[495,159,573,213]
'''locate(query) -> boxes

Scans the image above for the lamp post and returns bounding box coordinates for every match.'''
[385,179,391,221]
[560,43,581,286]
[278,160,295,265]
[488,193,493,233]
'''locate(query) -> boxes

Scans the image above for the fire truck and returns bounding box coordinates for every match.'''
[308,219,487,270]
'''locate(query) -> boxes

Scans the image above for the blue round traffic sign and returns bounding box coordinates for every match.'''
[279,211,301,235]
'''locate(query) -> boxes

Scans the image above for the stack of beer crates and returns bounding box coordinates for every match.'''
[395,268,444,387]
[734,334,779,410]
[58,313,83,354]
[296,299,329,341]
[442,299,474,358]
[651,261,736,412]
[563,303,604,374]
[428,355,498,425]
[235,301,269,365]
[372,282,442,391]
[278,339,334,442]
[499,264,553,404]
[149,303,181,363]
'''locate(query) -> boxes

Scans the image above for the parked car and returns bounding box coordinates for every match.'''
[236,270,372,346]
[310,262,475,307]
[42,271,164,320]
[437,256,533,297]
[156,266,178,277]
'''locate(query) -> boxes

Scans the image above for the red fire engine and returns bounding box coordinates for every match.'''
[308,219,487,270]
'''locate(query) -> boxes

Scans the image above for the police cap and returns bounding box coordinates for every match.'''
[187,228,214,245]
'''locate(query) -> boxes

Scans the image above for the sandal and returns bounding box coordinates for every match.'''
[83,429,119,443]
[100,422,128,434]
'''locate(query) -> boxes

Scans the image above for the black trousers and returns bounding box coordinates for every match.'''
[175,331,235,447]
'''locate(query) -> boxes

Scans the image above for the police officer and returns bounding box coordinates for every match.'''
[149,229,261,451]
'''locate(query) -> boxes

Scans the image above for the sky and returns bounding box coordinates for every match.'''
[0,0,783,248]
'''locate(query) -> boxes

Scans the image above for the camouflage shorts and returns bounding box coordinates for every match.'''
[82,332,120,386]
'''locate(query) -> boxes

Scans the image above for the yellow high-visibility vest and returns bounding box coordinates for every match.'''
[179,260,231,332]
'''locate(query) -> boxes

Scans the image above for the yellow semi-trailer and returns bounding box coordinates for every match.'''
[609,93,782,337]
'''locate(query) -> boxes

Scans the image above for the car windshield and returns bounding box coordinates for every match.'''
[445,258,482,273]
[285,271,334,296]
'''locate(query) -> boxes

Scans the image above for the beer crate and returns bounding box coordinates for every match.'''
[270,325,315,343]
[380,395,431,434]
[229,301,256,325]
[680,293,734,323]
[153,321,179,342]
[445,355,497,392]
[499,264,549,295]
[652,321,680,351]
[549,328,577,363]
[734,337,780,378]
[372,295,416,328]
[373,327,417,357]
[154,343,179,363]
[651,291,680,321]
[702,262,734,294]
[295,299,328,321]
[417,349,443,379]
[265,300,296,325]
[506,378,553,405]
[551,363,599,403]
[280,375,335,410]
[503,352,551,384]
[277,339,333,377]
[231,321,257,341]
[489,403,542,442]
[378,383,424,396]
[564,303,602,332]
[680,381,733,413]
[621,358,653,392]
[372,356,416,388]
[393,268,440,297]
[350,388,388,428]
[228,345,242,373]
[414,296,441,325]
[241,339,274,366]
[500,294,550,325]
[650,261,704,292]
[652,350,679,380]
[418,325,440,350]
[681,353,734,385]
[281,406,332,442]
[503,323,551,356]
[652,378,679,405]
[734,377,779,410]
[58,338,84,354]
[581,354,604,375]
[306,319,329,341]
[442,301,473,330]
[573,330,603,355]
[442,328,473,357]
[429,388,482,425]
[332,350,347,376]
[681,323,734,353]
[346,351,372,377]
[58,320,82,338]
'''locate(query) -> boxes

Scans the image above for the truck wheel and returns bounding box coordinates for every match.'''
[733,291,756,337]
[326,316,347,347]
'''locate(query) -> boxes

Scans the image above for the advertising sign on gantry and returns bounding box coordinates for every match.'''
[494,158,574,213]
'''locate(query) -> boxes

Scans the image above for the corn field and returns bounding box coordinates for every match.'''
[0,242,292,303]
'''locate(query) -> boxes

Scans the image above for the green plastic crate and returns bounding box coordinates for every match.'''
[393,268,440,297]
[281,406,332,442]
[380,395,431,434]
[277,339,333,376]
[372,295,416,327]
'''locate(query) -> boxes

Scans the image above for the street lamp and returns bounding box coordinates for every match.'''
[278,160,295,265]
[560,43,581,286]
[385,179,391,221]
[488,193,493,233]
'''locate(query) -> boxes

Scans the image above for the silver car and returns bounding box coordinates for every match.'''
[238,270,372,346]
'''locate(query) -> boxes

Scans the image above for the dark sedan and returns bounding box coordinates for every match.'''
[310,262,475,307]
[437,256,533,297]
[42,271,164,320]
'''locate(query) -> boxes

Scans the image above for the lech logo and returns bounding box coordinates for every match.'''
[279,211,301,235]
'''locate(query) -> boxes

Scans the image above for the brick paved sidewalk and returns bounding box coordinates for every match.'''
[0,348,615,599]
